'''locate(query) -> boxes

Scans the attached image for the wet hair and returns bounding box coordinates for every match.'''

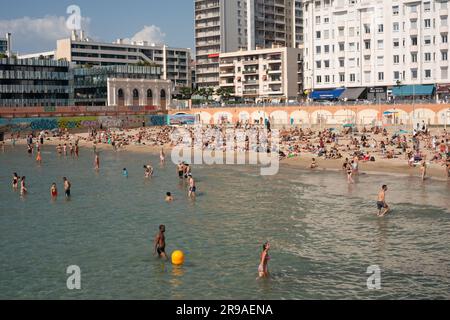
[14,172,17,177]
[382,185,387,190]
[263,242,269,250]
[22,176,25,180]
[159,225,165,231]
[166,192,171,197]
[63,177,67,181]
[123,168,127,171]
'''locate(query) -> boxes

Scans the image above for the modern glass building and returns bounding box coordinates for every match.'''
[72,65,162,106]
[0,58,71,107]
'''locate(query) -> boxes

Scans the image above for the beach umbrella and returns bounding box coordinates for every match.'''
[343,124,355,128]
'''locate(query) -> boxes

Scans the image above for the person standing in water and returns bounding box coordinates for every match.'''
[177,162,185,179]
[258,242,271,278]
[154,225,168,260]
[160,148,165,164]
[377,185,390,217]
[188,174,196,198]
[94,153,100,170]
[12,173,19,190]
[123,168,128,178]
[420,161,427,181]
[20,176,27,195]
[36,147,42,164]
[50,183,58,198]
[165,192,174,202]
[63,177,71,198]
[346,163,354,184]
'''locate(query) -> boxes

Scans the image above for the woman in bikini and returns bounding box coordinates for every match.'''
[12,173,19,190]
[50,183,58,198]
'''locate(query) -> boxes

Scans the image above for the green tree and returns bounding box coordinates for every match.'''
[179,87,193,100]
[216,87,234,102]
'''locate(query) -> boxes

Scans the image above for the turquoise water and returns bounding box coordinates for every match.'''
[0,145,449,300]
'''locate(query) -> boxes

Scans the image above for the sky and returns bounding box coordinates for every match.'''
[0,0,194,54]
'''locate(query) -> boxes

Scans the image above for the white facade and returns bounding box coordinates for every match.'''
[195,0,304,88]
[302,0,450,91]
[219,46,303,100]
[56,34,191,90]
[107,78,172,110]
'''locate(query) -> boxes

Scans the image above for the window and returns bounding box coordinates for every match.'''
[425,69,431,78]
[325,75,330,83]
[316,75,322,83]
[442,51,448,61]
[338,27,345,37]
[316,16,321,24]
[393,6,399,15]
[339,73,345,82]
[365,40,371,49]
[349,42,356,51]
[393,39,400,48]
[316,31,321,39]
[364,24,371,34]
[424,36,432,45]
[425,19,431,28]
[324,30,330,39]
[411,69,418,79]
[378,72,384,81]
[424,2,431,12]
[393,22,399,32]
[316,61,322,69]
[324,45,330,53]
[394,55,400,64]
[349,27,355,37]
[411,37,418,46]
[377,56,384,65]
[339,58,345,67]
[324,17,330,24]
[324,60,330,68]
[378,24,384,33]
[339,42,345,51]
[394,71,400,80]
[442,67,448,79]
[350,74,356,82]
[377,40,384,50]
[349,58,356,67]
[442,35,448,43]
[425,52,432,61]
[411,53,418,63]
[316,46,321,54]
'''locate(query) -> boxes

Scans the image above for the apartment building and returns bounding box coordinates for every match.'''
[55,32,191,90]
[219,46,303,101]
[302,0,450,101]
[195,0,303,89]
[0,33,11,57]
[0,58,71,107]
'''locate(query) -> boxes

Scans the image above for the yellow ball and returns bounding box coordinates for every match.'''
[171,250,185,265]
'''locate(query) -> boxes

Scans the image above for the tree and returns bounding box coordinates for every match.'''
[179,87,193,100]
[136,60,158,67]
[0,53,7,59]
[195,88,208,101]
[216,87,234,102]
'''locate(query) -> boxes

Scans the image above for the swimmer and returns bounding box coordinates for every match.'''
[420,161,427,181]
[160,148,165,163]
[377,185,390,217]
[310,158,318,169]
[144,165,153,178]
[258,242,271,278]
[56,144,62,155]
[50,183,58,198]
[188,175,196,198]
[12,173,19,190]
[165,192,174,202]
[20,176,27,195]
[154,225,168,260]
[123,168,129,178]
[63,144,67,156]
[63,177,71,198]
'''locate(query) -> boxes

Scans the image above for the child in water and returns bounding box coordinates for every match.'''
[165,192,174,202]
[123,168,128,178]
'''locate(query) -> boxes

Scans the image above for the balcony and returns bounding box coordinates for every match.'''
[410,45,418,52]
[242,59,259,65]
[440,43,449,51]
[220,82,234,87]
[410,28,418,36]
[268,69,282,74]
[410,12,418,20]
[440,25,449,34]
[440,8,448,17]
[242,69,259,74]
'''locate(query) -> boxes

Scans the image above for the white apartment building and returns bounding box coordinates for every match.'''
[195,0,304,88]
[55,32,191,90]
[302,0,450,100]
[219,46,303,101]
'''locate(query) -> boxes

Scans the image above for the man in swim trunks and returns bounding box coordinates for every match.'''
[377,185,389,217]
[63,177,71,198]
[154,225,168,260]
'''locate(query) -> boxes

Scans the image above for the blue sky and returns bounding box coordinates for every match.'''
[0,0,194,54]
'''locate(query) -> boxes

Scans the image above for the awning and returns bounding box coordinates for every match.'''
[392,85,435,97]
[310,88,345,100]
[436,84,450,93]
[340,87,367,100]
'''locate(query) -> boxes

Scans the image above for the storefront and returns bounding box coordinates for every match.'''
[309,88,345,101]
[436,84,450,102]
[366,87,387,101]
[340,87,367,101]
[391,85,435,100]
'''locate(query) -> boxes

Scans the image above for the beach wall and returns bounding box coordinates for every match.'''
[170,104,450,126]
[0,115,171,132]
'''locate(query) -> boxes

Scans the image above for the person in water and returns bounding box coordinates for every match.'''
[420,161,427,181]
[94,153,100,170]
[12,173,19,190]
[50,183,58,198]
[123,168,128,178]
[377,185,390,217]
[36,147,42,164]
[63,177,71,198]
[346,163,354,184]
[177,162,185,179]
[258,242,271,278]
[154,225,168,260]
[20,176,27,195]
[165,192,174,202]
[188,175,196,198]
[160,148,165,164]
[310,158,318,169]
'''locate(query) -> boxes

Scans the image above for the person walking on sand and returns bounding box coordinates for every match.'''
[377,185,390,217]
[258,242,271,279]
[154,225,168,260]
